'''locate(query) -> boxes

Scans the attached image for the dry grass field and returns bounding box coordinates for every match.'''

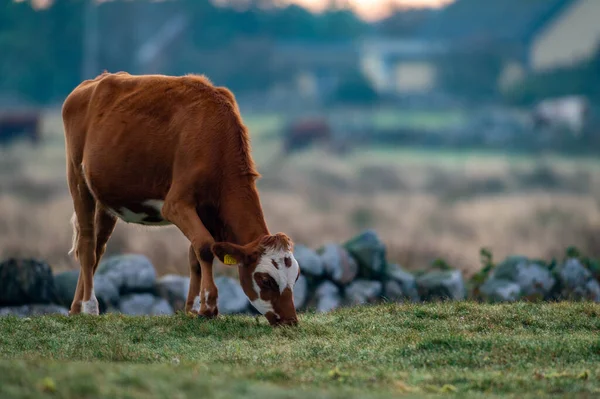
[0,109,599,277]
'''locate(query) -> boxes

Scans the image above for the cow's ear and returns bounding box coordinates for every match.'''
[211,242,248,266]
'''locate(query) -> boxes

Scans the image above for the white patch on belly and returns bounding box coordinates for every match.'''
[117,207,150,224]
[106,199,171,226]
[105,207,123,219]
[143,199,165,213]
[80,163,170,227]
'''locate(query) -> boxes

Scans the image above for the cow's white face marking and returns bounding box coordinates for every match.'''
[253,249,300,294]
[251,298,275,315]
[81,289,99,315]
[249,249,300,316]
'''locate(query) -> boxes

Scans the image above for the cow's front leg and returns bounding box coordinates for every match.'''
[185,243,219,318]
[162,197,219,318]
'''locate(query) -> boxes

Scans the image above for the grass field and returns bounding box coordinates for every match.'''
[1,302,599,398]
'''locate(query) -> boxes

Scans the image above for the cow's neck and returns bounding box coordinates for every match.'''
[220,179,269,246]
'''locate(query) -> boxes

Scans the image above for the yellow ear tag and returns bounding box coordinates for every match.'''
[223,254,238,265]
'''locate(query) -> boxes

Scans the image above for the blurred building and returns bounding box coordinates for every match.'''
[362,0,600,98]
[269,41,360,102]
[359,38,447,95]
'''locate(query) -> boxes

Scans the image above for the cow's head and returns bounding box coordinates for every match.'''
[211,233,300,326]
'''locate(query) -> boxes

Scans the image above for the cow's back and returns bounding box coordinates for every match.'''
[62,72,241,207]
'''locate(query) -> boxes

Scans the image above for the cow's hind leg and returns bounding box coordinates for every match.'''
[68,213,84,314]
[67,162,99,315]
[69,204,116,315]
[94,205,117,272]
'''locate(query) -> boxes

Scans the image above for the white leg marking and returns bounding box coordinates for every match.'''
[192,295,201,312]
[81,289,99,315]
[202,289,216,311]
[68,212,78,257]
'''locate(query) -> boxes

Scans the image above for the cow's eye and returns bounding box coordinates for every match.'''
[256,273,279,291]
[262,276,278,291]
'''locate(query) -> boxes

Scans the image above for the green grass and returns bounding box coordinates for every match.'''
[371,109,466,131]
[241,108,466,135]
[1,303,599,398]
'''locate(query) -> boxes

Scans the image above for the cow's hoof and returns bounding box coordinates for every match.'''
[81,296,100,315]
[69,301,84,316]
[198,307,219,319]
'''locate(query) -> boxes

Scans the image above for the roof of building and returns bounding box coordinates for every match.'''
[418,0,578,47]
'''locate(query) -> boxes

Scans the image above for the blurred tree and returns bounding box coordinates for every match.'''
[0,0,368,104]
[330,69,379,105]
[376,8,435,38]
[0,0,84,103]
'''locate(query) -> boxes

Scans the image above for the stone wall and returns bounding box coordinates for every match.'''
[1,230,598,317]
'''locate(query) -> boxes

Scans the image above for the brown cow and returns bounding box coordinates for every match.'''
[62,71,300,326]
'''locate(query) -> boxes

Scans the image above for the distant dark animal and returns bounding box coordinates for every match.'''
[283,117,332,154]
[0,110,41,145]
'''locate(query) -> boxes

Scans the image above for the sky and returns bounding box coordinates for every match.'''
[281,0,455,21]
[23,0,455,20]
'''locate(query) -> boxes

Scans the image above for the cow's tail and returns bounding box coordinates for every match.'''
[68,212,79,261]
